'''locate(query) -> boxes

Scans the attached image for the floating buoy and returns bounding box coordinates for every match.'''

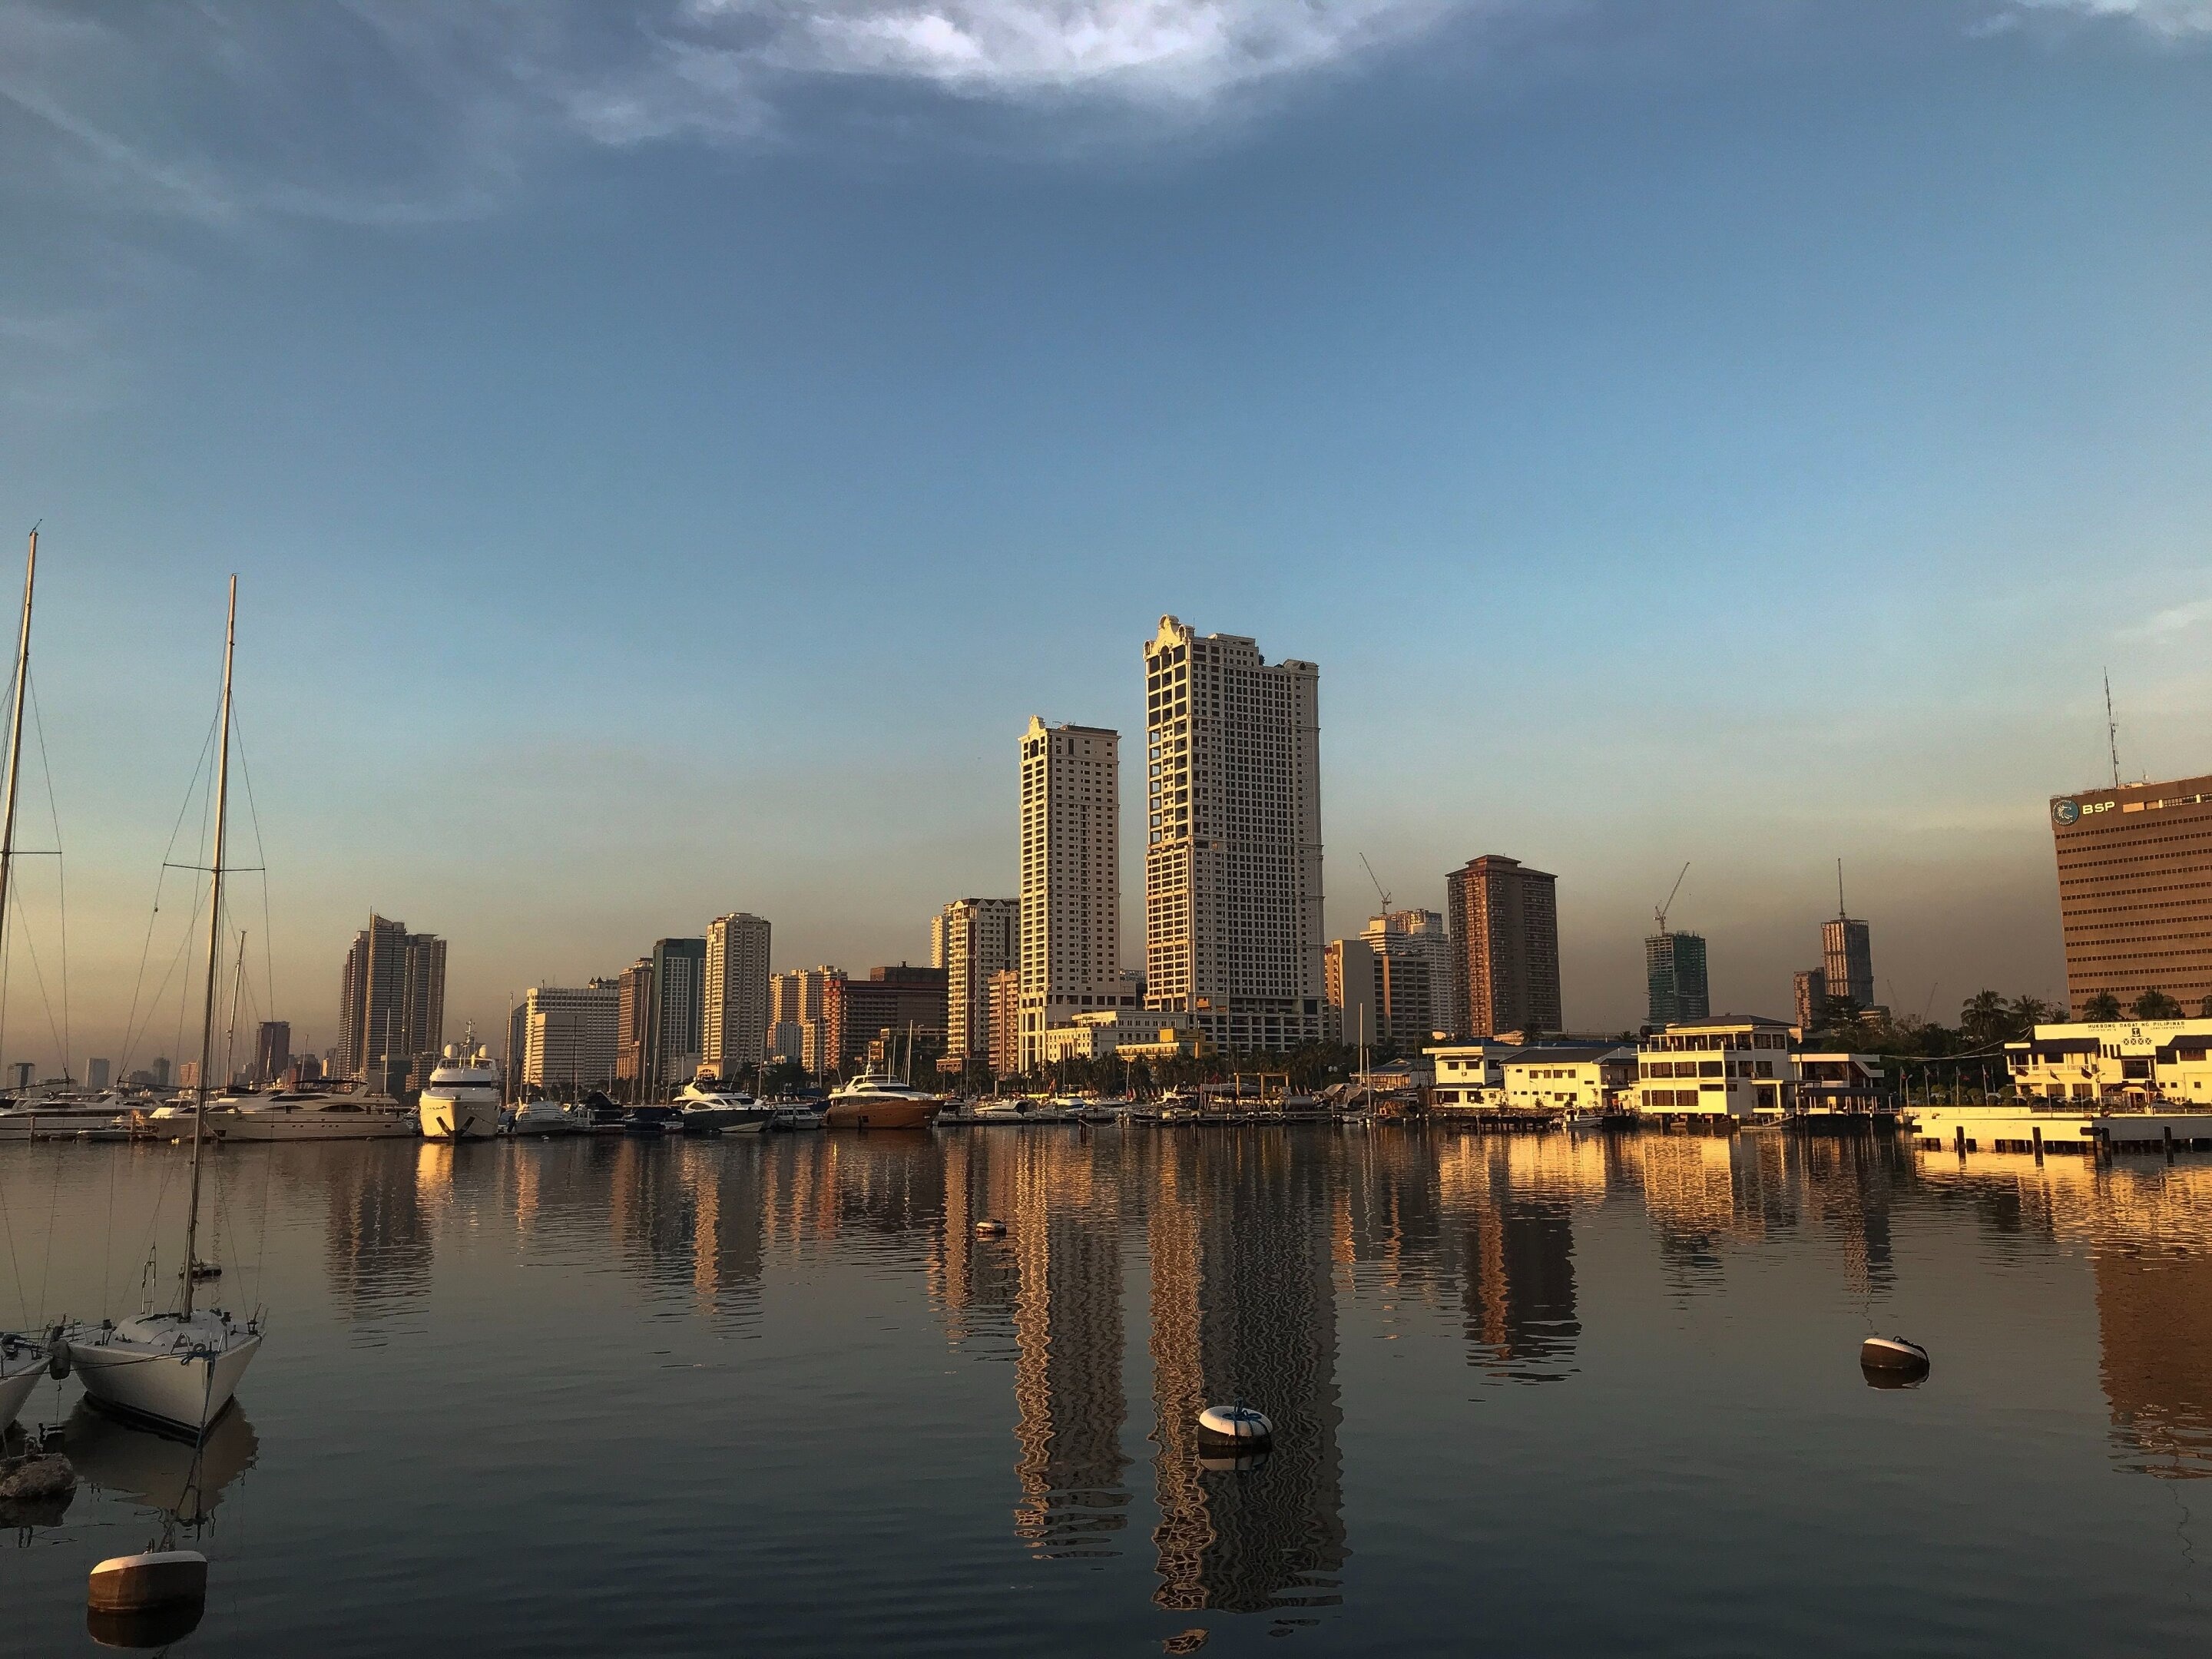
[1859,1335,1930,1373]
[973,1219,1007,1238]
[1197,1404,1272,1447]
[87,1549,207,1615]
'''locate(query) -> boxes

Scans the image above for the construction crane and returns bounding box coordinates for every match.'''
[1654,862,1690,933]
[1359,853,1392,917]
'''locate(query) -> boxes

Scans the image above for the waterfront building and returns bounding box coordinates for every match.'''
[2050,773,2212,1017]
[1363,909,1455,1038]
[86,1057,109,1091]
[1446,855,1561,1038]
[337,914,446,1084]
[937,898,1020,1061]
[1501,1044,1637,1114]
[1644,930,1709,1026]
[1141,617,1326,1056]
[1021,717,1134,1070]
[1422,1041,1524,1111]
[702,912,772,1078]
[1634,1015,1799,1118]
[987,968,1021,1078]
[253,1021,290,1088]
[1793,967,1826,1031]
[1040,1010,1206,1063]
[521,981,620,1093]
[1796,1053,1888,1111]
[769,967,845,1076]
[2005,1016,2212,1103]
[647,936,707,1091]
[615,957,653,1092]
[1822,915,1874,1009]
[840,965,949,1068]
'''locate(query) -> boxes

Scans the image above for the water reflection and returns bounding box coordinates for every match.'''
[323,1145,431,1333]
[2091,1163,2212,1479]
[67,1402,258,1524]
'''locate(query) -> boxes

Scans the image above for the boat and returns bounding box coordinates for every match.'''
[767,1102,825,1131]
[417,1042,500,1141]
[72,575,263,1437]
[621,1103,681,1135]
[673,1078,773,1134]
[1,1326,59,1429]
[210,1090,414,1141]
[508,1098,581,1136]
[1860,1334,1931,1373]
[822,1070,943,1131]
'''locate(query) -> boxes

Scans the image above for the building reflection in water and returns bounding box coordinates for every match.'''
[2091,1163,2212,1479]
[323,1144,432,1335]
[604,1140,768,1320]
[1432,1135,1581,1381]
[1148,1134,1346,1621]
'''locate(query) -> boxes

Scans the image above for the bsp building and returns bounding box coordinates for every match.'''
[2051,773,2212,1017]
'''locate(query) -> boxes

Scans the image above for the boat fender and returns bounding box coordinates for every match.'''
[47,1340,70,1380]
[88,1548,207,1614]
[1197,1405,1273,1445]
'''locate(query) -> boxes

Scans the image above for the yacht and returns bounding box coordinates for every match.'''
[823,1071,944,1131]
[509,1098,581,1136]
[674,1078,773,1134]
[210,1089,414,1141]
[0,1091,137,1141]
[418,1044,501,1141]
[72,575,263,1436]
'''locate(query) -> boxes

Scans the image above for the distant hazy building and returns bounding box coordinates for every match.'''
[770,967,846,1076]
[1363,909,1455,1039]
[1326,935,1435,1053]
[521,981,619,1093]
[1645,931,1710,1026]
[1446,855,1561,1038]
[253,1021,291,1088]
[987,968,1021,1078]
[1821,916,1873,1010]
[338,914,446,1084]
[937,898,1019,1061]
[702,912,772,1078]
[86,1057,110,1091]
[1021,717,1132,1070]
[647,936,707,1091]
[151,1056,171,1089]
[841,965,949,1068]
[1141,617,1326,1055]
[615,957,653,1092]
[1793,968,1826,1031]
[178,1060,201,1091]
[2051,773,2212,1016]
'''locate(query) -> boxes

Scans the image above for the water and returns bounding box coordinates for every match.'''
[2,1127,2209,1655]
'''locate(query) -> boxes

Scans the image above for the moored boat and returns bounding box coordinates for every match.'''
[213,1090,414,1141]
[508,1098,581,1136]
[823,1071,942,1131]
[673,1078,773,1134]
[418,1044,500,1141]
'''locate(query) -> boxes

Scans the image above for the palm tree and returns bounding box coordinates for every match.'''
[2131,988,2184,1019]
[1959,989,2009,1047]
[2083,992,2123,1021]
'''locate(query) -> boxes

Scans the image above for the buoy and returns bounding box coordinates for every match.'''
[973,1219,1007,1238]
[1196,1404,1273,1446]
[87,1549,207,1615]
[1859,1335,1930,1373]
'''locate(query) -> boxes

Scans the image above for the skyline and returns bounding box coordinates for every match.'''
[4,2,2211,1065]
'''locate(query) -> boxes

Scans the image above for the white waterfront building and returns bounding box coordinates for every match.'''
[1019,717,1134,1071]
[702,912,772,1078]
[521,982,620,1094]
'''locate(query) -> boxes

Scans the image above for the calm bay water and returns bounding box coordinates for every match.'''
[2,1126,2208,1655]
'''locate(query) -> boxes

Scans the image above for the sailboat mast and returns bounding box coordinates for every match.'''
[183,575,237,1320]
[0,531,38,1048]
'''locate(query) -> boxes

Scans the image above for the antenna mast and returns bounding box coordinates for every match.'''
[2104,668,2120,790]
[1836,857,1846,919]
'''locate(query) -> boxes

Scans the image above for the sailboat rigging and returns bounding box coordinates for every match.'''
[69,576,263,1435]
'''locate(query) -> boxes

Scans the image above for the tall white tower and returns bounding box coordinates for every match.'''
[1018,717,1124,1070]
[702,912,772,1076]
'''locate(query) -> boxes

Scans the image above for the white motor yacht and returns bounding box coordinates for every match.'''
[673,1078,773,1134]
[823,1071,944,1130]
[419,1044,501,1141]
[212,1090,415,1141]
[509,1098,581,1136]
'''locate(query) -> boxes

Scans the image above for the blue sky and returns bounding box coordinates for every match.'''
[1,0,2209,1069]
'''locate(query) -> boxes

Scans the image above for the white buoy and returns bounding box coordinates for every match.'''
[1197,1404,1273,1445]
[88,1549,207,1614]
[1859,1335,1930,1373]
[973,1219,1007,1238]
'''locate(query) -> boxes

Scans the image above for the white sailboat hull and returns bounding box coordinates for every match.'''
[419,1097,498,1141]
[0,1349,44,1427]
[71,1317,261,1435]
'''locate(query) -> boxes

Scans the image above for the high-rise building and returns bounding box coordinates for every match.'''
[2051,773,2212,1016]
[1141,617,1325,1055]
[86,1057,110,1091]
[1021,717,1131,1069]
[937,899,1020,1061]
[253,1021,291,1088]
[702,912,772,1078]
[987,968,1021,1078]
[1645,931,1710,1026]
[1326,935,1435,1052]
[841,965,949,1068]
[615,957,653,1093]
[337,915,446,1083]
[1360,909,1452,1041]
[1821,916,1874,1010]
[647,936,707,1091]
[1445,855,1561,1038]
[1793,967,1827,1031]
[770,968,846,1075]
[521,981,620,1092]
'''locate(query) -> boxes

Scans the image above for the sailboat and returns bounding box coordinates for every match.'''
[0,530,62,1426]
[70,576,263,1435]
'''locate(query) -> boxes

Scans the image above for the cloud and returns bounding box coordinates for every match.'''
[2008,0,2212,33]
[2122,595,2212,640]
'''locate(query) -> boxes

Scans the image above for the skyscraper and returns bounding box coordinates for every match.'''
[1141,617,1325,1055]
[253,1020,291,1087]
[1445,856,1561,1038]
[1793,967,1827,1031]
[769,968,845,1076]
[2051,773,2212,1015]
[1645,932,1710,1026]
[937,898,1019,1061]
[1821,916,1874,1010]
[615,957,653,1094]
[1020,717,1128,1070]
[647,936,707,1091]
[702,912,772,1078]
[521,981,620,1092]
[987,968,1021,1078]
[337,915,446,1086]
[1360,909,1453,1041]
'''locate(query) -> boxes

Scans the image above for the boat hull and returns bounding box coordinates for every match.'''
[823,1099,941,1131]
[218,1110,415,1142]
[419,1097,498,1141]
[0,1350,43,1427]
[72,1323,261,1436]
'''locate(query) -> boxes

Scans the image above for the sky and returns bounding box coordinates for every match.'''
[0,0,2209,1073]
